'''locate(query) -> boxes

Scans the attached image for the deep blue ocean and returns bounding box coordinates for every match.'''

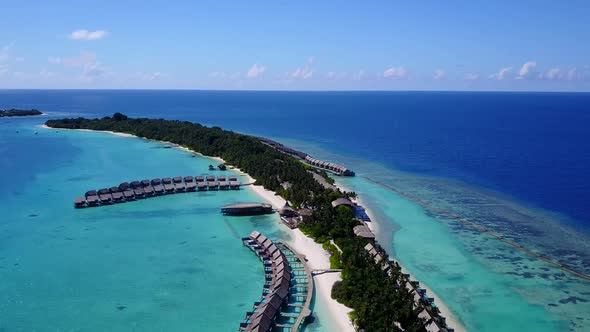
[3,90,590,228]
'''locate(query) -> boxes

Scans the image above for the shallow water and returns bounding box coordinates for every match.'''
[0,123,334,331]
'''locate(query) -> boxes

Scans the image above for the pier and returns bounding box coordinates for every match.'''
[73,174,241,208]
[239,231,313,332]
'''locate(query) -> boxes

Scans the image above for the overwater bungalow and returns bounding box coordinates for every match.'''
[134,188,145,199]
[173,176,182,184]
[164,183,175,193]
[119,182,130,191]
[162,177,172,184]
[186,182,197,192]
[196,176,205,182]
[99,193,112,204]
[208,181,219,190]
[130,181,142,189]
[217,175,226,181]
[151,178,162,186]
[85,190,97,197]
[222,203,273,216]
[123,190,135,200]
[112,192,124,202]
[206,175,215,182]
[143,186,154,197]
[141,179,151,187]
[219,181,229,190]
[184,176,194,183]
[197,182,207,191]
[109,186,120,193]
[153,184,164,195]
[174,182,186,192]
[230,181,241,190]
[98,188,110,195]
[74,197,86,208]
[86,195,99,206]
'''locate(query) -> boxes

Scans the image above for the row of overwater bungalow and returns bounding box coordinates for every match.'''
[304,156,355,176]
[364,242,454,332]
[74,175,241,208]
[240,231,312,332]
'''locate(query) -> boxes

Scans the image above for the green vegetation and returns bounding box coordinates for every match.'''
[46,113,434,331]
[0,109,43,117]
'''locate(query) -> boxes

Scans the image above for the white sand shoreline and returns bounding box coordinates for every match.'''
[41,124,355,331]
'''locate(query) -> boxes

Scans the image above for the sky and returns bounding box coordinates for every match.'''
[1,0,590,91]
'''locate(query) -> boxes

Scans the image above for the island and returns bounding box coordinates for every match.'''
[0,109,43,117]
[45,113,452,332]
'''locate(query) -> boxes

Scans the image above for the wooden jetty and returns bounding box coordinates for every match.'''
[239,231,313,332]
[73,174,241,208]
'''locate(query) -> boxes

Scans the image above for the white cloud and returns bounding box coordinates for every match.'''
[69,29,108,41]
[433,69,446,80]
[292,66,313,79]
[325,71,347,80]
[39,69,56,78]
[138,71,163,81]
[48,57,62,64]
[81,62,108,81]
[246,64,266,78]
[516,61,537,79]
[464,73,480,80]
[489,67,512,80]
[543,67,563,80]
[383,66,407,79]
[352,70,366,80]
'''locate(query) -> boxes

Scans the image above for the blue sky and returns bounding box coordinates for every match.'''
[1,0,589,91]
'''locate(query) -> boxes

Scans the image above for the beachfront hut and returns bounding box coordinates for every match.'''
[151,178,162,186]
[279,203,298,217]
[173,176,182,184]
[218,163,227,171]
[331,197,354,209]
[353,224,375,239]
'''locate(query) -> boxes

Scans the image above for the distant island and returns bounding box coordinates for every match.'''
[0,109,43,117]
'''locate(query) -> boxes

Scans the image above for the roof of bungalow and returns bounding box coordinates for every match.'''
[87,195,99,202]
[250,230,261,239]
[265,293,284,311]
[141,179,150,186]
[173,176,182,183]
[123,190,134,197]
[162,177,172,184]
[353,224,375,239]
[74,197,86,204]
[331,197,354,208]
[184,176,194,182]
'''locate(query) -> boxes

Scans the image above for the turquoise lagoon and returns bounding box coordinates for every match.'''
[0,121,333,331]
